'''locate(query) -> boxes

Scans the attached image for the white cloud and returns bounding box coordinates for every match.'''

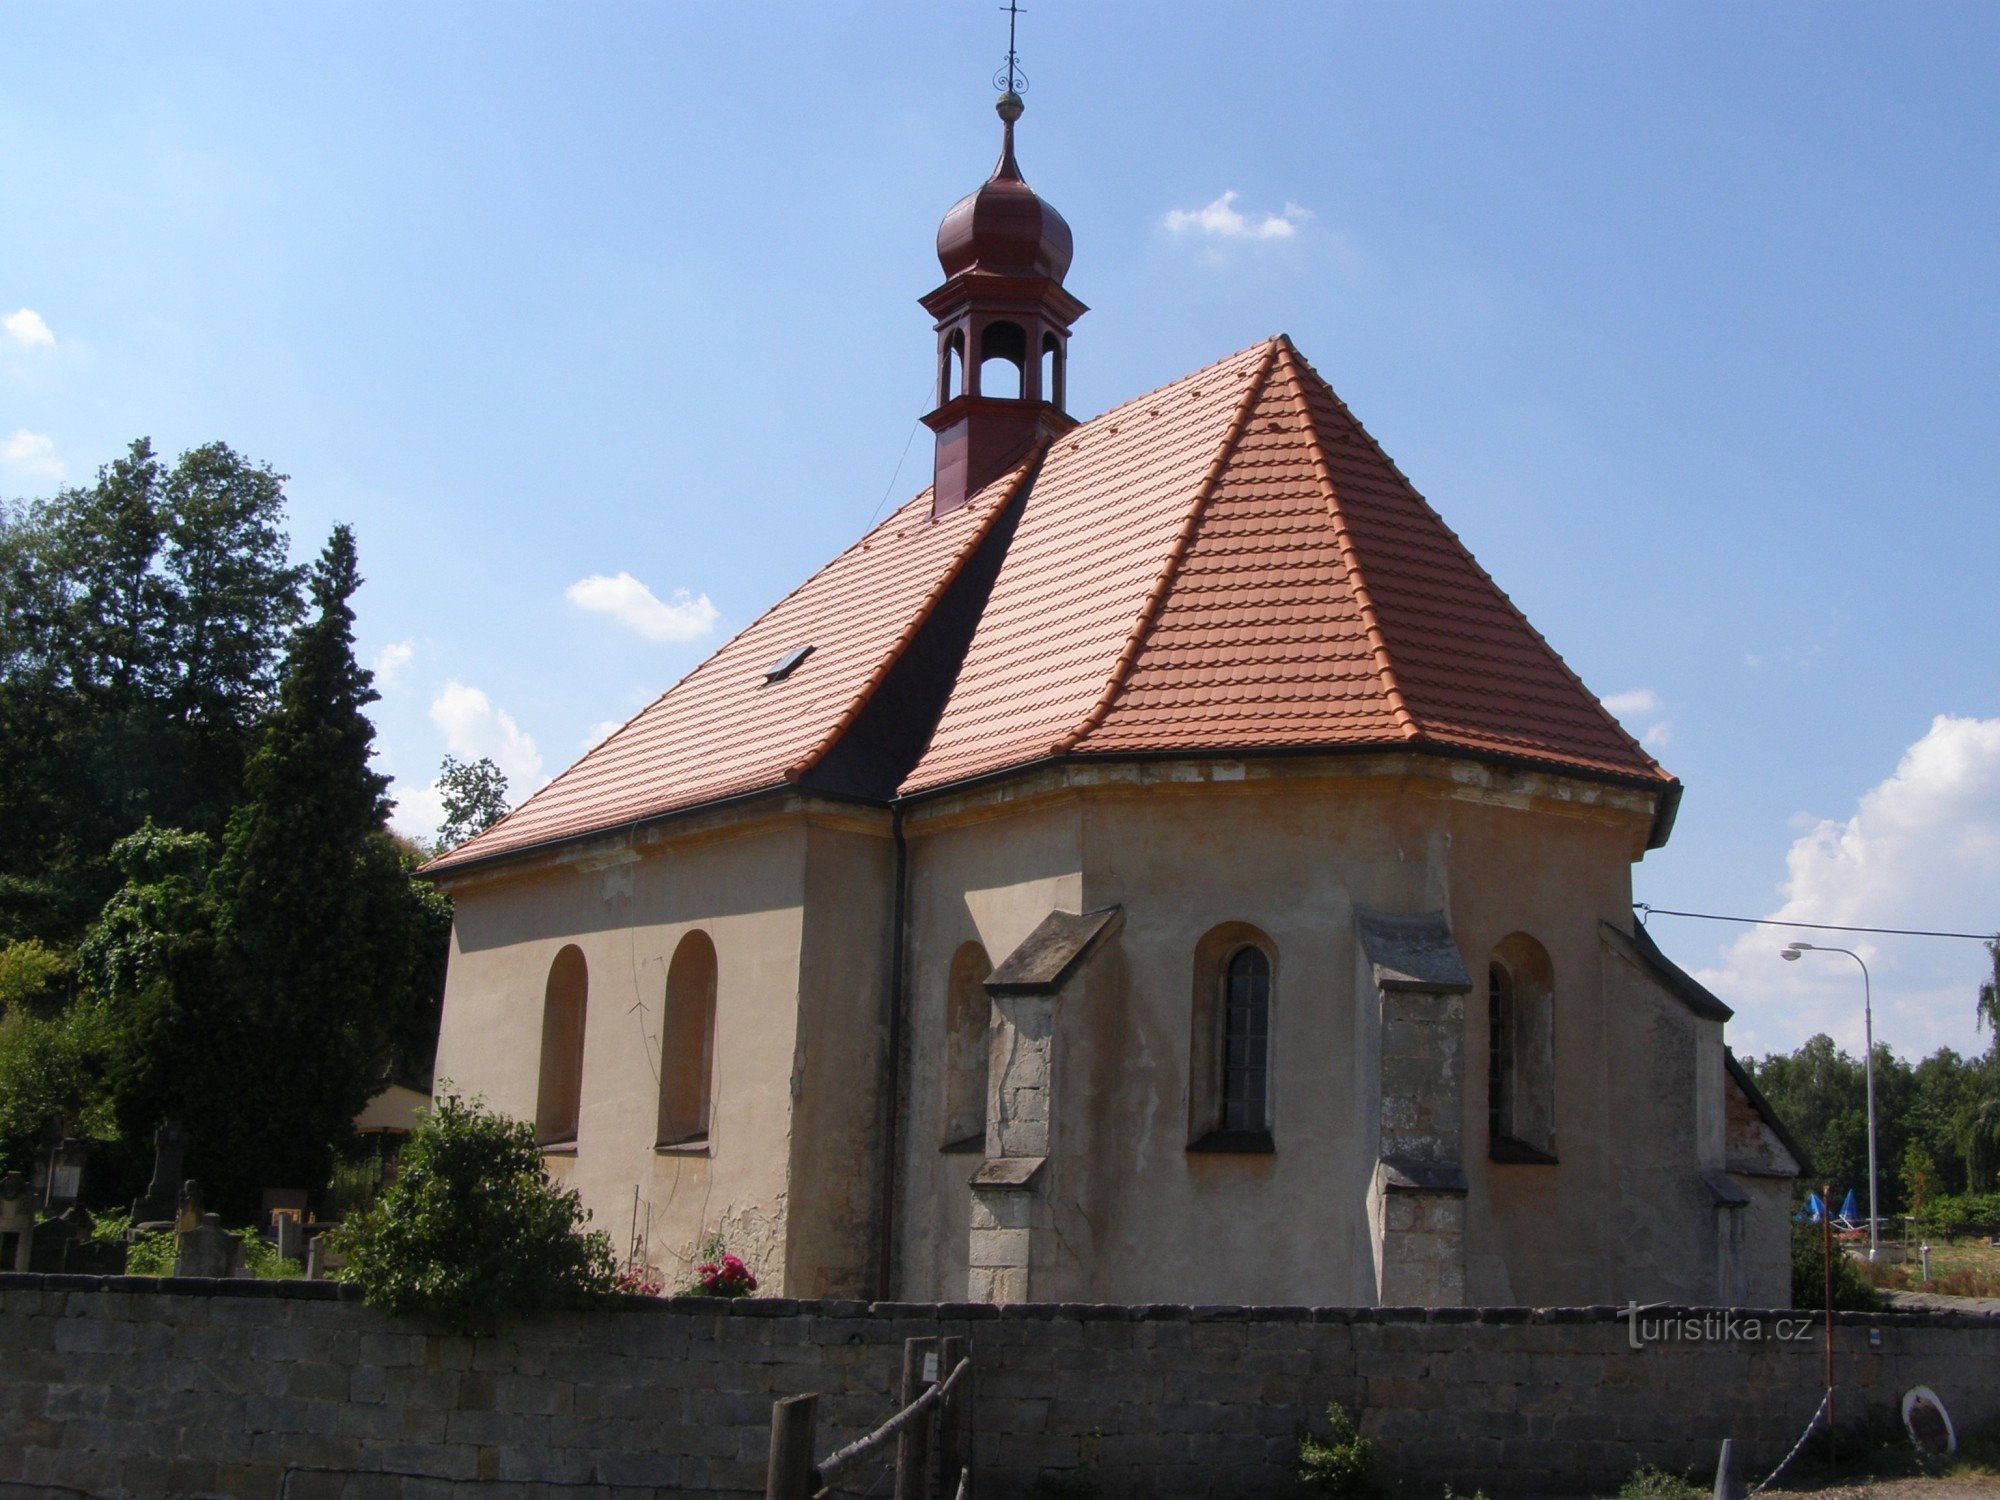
[580,719,625,752]
[1602,687,1672,753]
[1163,191,1313,242]
[371,639,418,691]
[1600,688,1661,717]
[1689,715,2000,1058]
[565,572,718,643]
[3,430,67,481]
[4,309,54,349]
[388,775,448,845]
[428,680,544,788]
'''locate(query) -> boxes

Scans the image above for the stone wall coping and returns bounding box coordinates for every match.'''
[2,1271,1994,1329]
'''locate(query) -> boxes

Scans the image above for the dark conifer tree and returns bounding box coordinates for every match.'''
[198,525,415,1206]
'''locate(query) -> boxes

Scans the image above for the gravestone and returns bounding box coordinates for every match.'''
[130,1120,184,1228]
[305,1229,346,1281]
[0,1173,34,1271]
[175,1213,240,1279]
[175,1179,203,1234]
[27,1215,74,1273]
[68,1235,127,1276]
[274,1212,304,1265]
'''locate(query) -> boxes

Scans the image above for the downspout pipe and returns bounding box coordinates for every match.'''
[876,802,909,1300]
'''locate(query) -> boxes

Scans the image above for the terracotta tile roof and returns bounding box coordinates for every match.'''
[903,336,1667,791]
[430,335,1668,874]
[427,467,1030,871]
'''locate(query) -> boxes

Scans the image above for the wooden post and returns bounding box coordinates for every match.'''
[935,1335,966,1497]
[894,1336,937,1500]
[767,1392,818,1500]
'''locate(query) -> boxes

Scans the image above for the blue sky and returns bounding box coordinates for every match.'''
[4,3,1996,1059]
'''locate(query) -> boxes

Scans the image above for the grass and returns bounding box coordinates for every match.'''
[1614,1466,1704,1500]
[1856,1239,2000,1300]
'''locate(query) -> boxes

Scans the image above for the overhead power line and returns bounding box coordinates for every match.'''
[1633,904,1994,943]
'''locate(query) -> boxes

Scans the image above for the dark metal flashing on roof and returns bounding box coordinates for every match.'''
[1378,1157,1469,1195]
[985,906,1123,996]
[1602,919,1734,1022]
[1354,907,1470,992]
[1725,1048,1812,1177]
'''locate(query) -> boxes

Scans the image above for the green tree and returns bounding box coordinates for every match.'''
[77,822,223,1189]
[0,939,69,1017]
[0,998,118,1173]
[191,525,416,1207]
[1978,938,2000,1057]
[1900,1138,1940,1213]
[0,441,303,943]
[434,754,509,852]
[386,835,453,1089]
[334,1093,614,1331]
[1963,1096,2000,1196]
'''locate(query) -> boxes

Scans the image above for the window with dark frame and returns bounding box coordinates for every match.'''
[1221,946,1272,1133]
[1488,959,1514,1143]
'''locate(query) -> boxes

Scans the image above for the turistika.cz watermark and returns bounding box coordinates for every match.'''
[1624,1304,1815,1349]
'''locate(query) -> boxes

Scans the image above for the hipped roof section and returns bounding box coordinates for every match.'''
[430,337,1671,875]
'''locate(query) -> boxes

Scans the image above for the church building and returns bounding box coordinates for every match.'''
[427,88,1804,1308]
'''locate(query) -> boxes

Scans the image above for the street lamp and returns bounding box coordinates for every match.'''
[1782,940,1879,1262]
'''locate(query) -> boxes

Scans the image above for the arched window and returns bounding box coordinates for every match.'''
[1488,933,1556,1161]
[941,941,991,1151]
[1187,924,1277,1151]
[658,931,718,1147]
[1040,332,1063,410]
[536,945,588,1147]
[1221,947,1272,1132]
[940,330,965,404]
[978,321,1025,400]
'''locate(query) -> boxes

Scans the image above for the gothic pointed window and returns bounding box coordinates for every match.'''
[1187,924,1277,1152]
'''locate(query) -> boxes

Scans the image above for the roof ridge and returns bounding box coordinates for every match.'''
[784,445,1046,785]
[1278,337,1421,743]
[1283,342,1666,777]
[1055,337,1281,754]
[1068,336,1276,433]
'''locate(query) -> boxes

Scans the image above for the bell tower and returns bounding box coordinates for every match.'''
[921,87,1086,519]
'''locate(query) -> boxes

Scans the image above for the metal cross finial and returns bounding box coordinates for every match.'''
[993,0,1028,95]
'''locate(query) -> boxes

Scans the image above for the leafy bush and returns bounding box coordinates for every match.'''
[330,1093,614,1330]
[1790,1218,1878,1311]
[126,1229,175,1276]
[236,1229,303,1279]
[1615,1466,1701,1500]
[1297,1402,1374,1496]
[1915,1190,2000,1230]
[0,995,117,1173]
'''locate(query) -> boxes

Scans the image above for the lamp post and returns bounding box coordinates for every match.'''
[1783,941,1878,1262]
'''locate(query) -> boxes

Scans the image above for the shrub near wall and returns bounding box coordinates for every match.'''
[1,1277,1997,1500]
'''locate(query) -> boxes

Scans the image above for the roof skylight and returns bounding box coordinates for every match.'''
[763,645,814,683]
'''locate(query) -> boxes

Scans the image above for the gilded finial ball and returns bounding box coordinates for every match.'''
[996,90,1024,123]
